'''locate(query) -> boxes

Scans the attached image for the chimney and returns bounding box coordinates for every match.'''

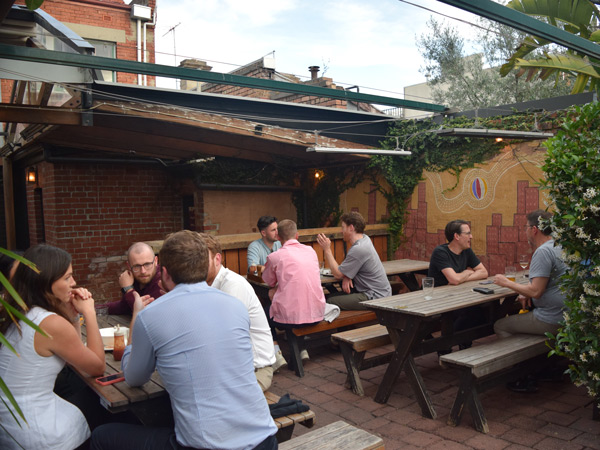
[178,59,213,91]
[308,66,320,80]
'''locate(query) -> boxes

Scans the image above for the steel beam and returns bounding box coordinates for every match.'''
[437,0,600,60]
[0,44,447,112]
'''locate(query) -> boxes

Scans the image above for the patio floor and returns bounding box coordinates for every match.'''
[270,340,599,449]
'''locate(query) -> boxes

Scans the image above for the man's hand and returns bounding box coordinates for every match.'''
[517,294,531,309]
[494,274,510,287]
[132,292,154,315]
[317,233,331,251]
[342,276,353,294]
[119,269,135,289]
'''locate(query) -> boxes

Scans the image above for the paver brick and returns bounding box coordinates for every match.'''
[533,436,584,450]
[538,410,579,427]
[401,429,444,447]
[538,423,582,441]
[465,433,511,450]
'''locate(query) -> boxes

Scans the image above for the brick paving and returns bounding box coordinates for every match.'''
[270,343,599,448]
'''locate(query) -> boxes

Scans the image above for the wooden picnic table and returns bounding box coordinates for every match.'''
[76,315,316,436]
[75,315,167,419]
[363,274,526,418]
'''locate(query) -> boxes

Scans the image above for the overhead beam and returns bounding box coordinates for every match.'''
[437,0,600,60]
[0,104,80,125]
[0,44,447,112]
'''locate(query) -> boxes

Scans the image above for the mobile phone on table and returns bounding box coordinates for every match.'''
[473,287,494,295]
[95,373,125,386]
[479,280,494,285]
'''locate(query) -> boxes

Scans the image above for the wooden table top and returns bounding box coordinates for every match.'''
[77,315,166,412]
[381,259,429,276]
[363,274,527,317]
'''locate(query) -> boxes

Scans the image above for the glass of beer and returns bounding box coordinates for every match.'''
[505,266,517,282]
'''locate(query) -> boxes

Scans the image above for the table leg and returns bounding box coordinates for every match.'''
[373,319,421,404]
[404,355,437,419]
[398,273,420,292]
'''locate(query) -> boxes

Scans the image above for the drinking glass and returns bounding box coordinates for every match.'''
[519,255,529,270]
[422,277,434,300]
[505,266,517,282]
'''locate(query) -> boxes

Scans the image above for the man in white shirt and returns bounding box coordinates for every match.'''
[202,233,277,390]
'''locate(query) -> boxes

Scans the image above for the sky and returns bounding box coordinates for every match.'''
[151,0,482,101]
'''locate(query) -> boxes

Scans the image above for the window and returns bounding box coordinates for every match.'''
[87,39,117,82]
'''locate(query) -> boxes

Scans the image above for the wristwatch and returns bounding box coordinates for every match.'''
[121,285,134,294]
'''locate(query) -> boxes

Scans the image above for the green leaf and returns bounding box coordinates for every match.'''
[25,0,45,10]
[0,249,39,274]
[0,297,49,338]
[0,378,26,426]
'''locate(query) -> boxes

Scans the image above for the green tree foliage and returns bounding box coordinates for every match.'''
[542,101,600,406]
[501,0,600,94]
[417,17,572,111]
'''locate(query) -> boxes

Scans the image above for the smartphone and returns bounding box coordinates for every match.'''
[473,287,494,295]
[479,280,494,285]
[95,373,125,386]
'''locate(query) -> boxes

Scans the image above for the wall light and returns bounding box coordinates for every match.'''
[27,166,37,184]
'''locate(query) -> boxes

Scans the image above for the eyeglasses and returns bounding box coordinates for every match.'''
[460,231,472,236]
[131,261,155,273]
[524,224,535,230]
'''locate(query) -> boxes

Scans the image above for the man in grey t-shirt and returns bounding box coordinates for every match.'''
[493,209,568,337]
[317,212,391,310]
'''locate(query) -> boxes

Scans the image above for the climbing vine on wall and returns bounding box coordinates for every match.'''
[370,110,568,251]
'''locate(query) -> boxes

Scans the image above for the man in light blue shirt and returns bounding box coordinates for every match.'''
[247,216,282,271]
[91,231,278,450]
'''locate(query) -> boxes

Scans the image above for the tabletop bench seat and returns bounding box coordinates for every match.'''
[331,324,392,396]
[279,420,384,450]
[284,310,378,377]
[265,391,315,442]
[440,334,549,433]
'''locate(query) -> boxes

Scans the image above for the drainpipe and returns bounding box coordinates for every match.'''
[130,4,152,85]
[137,19,142,85]
[143,10,157,86]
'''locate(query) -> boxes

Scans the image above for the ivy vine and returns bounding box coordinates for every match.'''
[370,111,568,251]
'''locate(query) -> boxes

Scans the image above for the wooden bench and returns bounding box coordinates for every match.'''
[265,391,316,442]
[439,334,549,433]
[285,310,378,377]
[331,324,392,396]
[279,420,384,450]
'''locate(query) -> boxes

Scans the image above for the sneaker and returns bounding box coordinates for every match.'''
[300,349,310,362]
[272,350,287,373]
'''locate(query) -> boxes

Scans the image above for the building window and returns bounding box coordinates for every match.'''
[87,39,116,82]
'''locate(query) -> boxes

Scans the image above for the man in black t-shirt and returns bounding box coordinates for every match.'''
[428,220,488,286]
[428,220,488,354]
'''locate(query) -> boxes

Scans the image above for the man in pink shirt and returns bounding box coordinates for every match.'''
[262,219,326,361]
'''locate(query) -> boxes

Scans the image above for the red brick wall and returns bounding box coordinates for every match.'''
[26,162,182,303]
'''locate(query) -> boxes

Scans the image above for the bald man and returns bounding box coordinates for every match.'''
[107,242,162,314]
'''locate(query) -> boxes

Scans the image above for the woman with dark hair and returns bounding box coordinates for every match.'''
[0,244,105,449]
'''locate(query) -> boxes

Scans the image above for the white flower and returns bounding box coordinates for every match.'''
[583,187,598,199]
[581,353,588,362]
